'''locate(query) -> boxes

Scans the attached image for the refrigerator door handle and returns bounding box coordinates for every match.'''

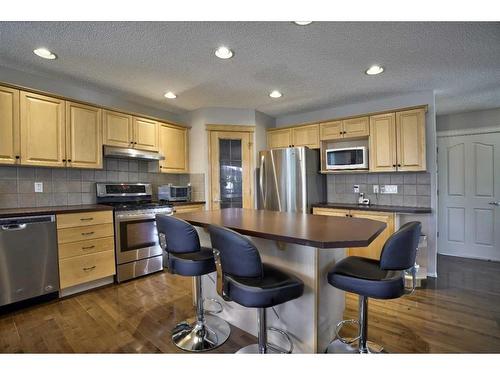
[259,154,266,207]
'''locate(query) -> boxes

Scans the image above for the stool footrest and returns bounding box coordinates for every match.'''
[268,327,294,354]
[335,319,361,345]
[203,298,223,314]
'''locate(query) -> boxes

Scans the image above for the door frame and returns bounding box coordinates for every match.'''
[206,124,255,211]
[437,125,500,260]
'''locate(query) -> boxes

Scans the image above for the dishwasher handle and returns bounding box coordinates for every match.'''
[1,223,27,231]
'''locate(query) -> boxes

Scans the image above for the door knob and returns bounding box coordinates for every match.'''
[488,201,500,206]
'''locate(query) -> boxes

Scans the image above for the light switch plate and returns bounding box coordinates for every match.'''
[373,184,379,194]
[34,182,43,193]
[353,184,360,193]
[381,185,398,194]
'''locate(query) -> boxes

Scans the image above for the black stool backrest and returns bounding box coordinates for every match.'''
[379,221,421,270]
[208,224,263,278]
[155,214,200,254]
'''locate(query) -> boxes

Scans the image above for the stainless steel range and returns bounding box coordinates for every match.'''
[96,183,173,282]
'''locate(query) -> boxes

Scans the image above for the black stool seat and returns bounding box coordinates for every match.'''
[225,264,304,308]
[168,247,216,276]
[328,256,404,299]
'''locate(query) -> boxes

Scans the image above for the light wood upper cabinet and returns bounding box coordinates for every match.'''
[65,102,102,169]
[369,109,427,172]
[396,109,426,171]
[102,110,133,148]
[320,116,369,141]
[369,113,397,172]
[343,116,369,138]
[20,91,66,167]
[159,123,188,173]
[267,128,291,149]
[349,211,394,260]
[0,86,20,165]
[320,121,343,140]
[292,124,319,149]
[133,116,159,152]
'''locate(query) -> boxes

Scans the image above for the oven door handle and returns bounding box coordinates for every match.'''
[116,214,156,222]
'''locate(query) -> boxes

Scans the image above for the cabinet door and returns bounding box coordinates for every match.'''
[312,207,350,217]
[20,91,66,167]
[369,113,397,172]
[66,102,102,169]
[267,129,291,149]
[173,204,205,215]
[133,117,158,151]
[292,124,319,149]
[0,86,20,165]
[396,109,426,171]
[159,124,188,173]
[349,211,395,260]
[102,110,133,148]
[320,120,343,140]
[343,116,369,138]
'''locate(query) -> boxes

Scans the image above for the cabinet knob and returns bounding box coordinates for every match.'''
[15,156,20,159]
[68,159,72,162]
[63,159,66,162]
[392,164,396,167]
[397,164,401,167]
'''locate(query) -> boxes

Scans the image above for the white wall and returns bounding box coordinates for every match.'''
[0,65,183,123]
[437,107,500,132]
[274,91,439,277]
[181,108,275,207]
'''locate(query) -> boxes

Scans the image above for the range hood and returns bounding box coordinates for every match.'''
[103,146,165,161]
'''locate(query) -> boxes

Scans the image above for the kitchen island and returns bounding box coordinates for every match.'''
[176,208,386,353]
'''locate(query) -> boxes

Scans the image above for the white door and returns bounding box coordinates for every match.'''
[438,132,500,261]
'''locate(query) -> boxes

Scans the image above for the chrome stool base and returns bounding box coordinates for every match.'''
[172,314,231,352]
[236,343,286,354]
[326,339,385,354]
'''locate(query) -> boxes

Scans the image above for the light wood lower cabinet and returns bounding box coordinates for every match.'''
[159,123,188,173]
[312,207,395,260]
[173,203,205,215]
[57,210,115,290]
[20,91,66,167]
[65,101,102,169]
[0,85,20,165]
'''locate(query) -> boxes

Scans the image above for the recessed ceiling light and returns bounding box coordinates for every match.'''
[33,48,57,60]
[293,21,313,26]
[164,91,177,99]
[215,46,234,59]
[365,65,384,75]
[269,90,283,99]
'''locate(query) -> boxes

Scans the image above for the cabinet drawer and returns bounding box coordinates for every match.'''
[59,250,116,289]
[57,223,114,244]
[58,236,115,259]
[312,207,350,217]
[57,210,113,229]
[173,204,205,215]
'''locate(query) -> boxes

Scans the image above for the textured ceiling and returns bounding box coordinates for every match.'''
[0,22,499,117]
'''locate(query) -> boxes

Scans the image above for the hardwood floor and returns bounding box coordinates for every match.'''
[0,254,499,353]
[341,255,500,353]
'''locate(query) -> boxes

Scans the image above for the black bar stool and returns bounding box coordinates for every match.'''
[326,221,421,354]
[208,224,304,354]
[156,215,231,352]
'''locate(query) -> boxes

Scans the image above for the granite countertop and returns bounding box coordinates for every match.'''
[0,204,113,219]
[312,202,432,214]
[176,208,386,249]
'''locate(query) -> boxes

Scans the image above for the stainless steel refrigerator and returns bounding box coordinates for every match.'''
[257,147,326,213]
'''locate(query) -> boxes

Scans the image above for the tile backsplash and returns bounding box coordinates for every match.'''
[326,172,431,207]
[0,158,205,209]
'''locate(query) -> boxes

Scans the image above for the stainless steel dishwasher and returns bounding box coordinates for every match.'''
[0,215,59,307]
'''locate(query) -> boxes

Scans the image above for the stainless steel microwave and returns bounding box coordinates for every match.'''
[158,184,192,202]
[325,146,368,170]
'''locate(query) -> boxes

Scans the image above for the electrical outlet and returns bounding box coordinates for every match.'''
[381,185,398,194]
[373,184,379,194]
[34,182,43,193]
[353,184,360,193]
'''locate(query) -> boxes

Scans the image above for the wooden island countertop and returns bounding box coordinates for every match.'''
[176,208,386,249]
